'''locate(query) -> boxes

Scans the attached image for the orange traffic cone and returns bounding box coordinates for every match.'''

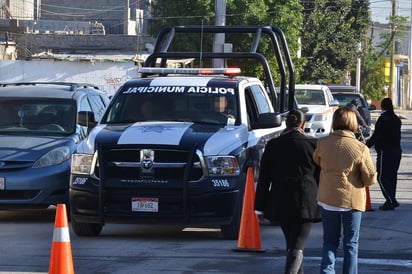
[233,167,265,252]
[365,186,373,211]
[49,204,74,274]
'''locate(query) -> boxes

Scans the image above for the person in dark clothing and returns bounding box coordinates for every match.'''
[255,109,320,274]
[366,97,402,211]
[347,99,369,142]
[347,99,367,128]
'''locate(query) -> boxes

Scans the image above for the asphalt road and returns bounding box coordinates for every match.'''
[0,110,411,274]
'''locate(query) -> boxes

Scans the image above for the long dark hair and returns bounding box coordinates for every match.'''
[286,109,305,128]
[381,98,394,112]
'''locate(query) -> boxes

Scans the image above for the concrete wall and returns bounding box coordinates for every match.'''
[0,42,17,60]
[0,59,138,96]
[12,33,154,58]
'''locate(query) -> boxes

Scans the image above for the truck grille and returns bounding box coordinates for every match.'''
[94,145,203,215]
[97,146,203,185]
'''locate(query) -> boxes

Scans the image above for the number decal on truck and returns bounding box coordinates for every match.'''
[212,179,230,188]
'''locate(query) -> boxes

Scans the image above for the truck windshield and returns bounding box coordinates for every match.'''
[104,89,239,126]
[295,89,325,106]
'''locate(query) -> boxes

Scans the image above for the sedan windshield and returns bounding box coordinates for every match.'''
[0,100,76,135]
[332,94,366,109]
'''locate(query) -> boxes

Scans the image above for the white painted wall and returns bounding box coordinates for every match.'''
[0,60,139,96]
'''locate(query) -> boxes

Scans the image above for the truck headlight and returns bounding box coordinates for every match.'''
[71,153,97,175]
[204,156,240,176]
[33,146,70,168]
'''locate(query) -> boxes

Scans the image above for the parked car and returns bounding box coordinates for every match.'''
[295,84,339,138]
[327,84,359,93]
[0,82,109,210]
[276,88,308,113]
[330,91,375,137]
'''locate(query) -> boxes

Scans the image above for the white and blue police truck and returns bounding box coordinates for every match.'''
[69,26,296,239]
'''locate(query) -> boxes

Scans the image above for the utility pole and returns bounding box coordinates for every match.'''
[124,0,129,35]
[356,42,361,91]
[213,0,226,67]
[389,0,398,98]
[409,0,412,108]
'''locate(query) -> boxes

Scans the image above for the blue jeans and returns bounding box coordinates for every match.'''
[320,208,362,274]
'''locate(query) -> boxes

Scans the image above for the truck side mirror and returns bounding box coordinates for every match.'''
[330,99,340,107]
[252,113,282,129]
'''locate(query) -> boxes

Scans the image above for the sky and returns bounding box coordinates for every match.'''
[370,0,411,23]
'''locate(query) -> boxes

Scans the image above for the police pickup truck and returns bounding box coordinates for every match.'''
[69,26,295,239]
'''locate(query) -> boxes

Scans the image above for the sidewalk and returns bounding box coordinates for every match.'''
[354,109,412,270]
[258,109,412,273]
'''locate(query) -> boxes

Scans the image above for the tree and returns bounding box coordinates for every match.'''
[375,16,410,59]
[360,15,410,101]
[150,0,215,34]
[149,0,303,83]
[300,0,371,84]
[360,43,386,101]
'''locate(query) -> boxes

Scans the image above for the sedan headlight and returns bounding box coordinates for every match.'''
[33,146,71,168]
[204,156,240,176]
[71,153,97,175]
[313,114,327,121]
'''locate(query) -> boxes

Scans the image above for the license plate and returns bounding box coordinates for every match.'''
[132,197,158,212]
[0,177,4,190]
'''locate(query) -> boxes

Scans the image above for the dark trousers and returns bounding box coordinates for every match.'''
[376,147,402,205]
[280,222,312,251]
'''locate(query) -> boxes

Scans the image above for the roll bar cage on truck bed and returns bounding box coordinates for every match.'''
[142,25,296,113]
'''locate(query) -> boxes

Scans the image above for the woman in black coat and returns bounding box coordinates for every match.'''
[255,109,320,274]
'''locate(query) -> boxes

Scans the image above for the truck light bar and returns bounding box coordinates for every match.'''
[139,67,241,76]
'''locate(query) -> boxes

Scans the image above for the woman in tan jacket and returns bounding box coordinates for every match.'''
[313,107,377,274]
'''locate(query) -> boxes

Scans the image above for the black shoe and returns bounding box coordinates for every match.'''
[379,204,395,211]
[393,201,400,208]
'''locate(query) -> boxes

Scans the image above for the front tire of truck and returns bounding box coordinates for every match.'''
[71,217,103,236]
[220,173,246,240]
[220,198,242,240]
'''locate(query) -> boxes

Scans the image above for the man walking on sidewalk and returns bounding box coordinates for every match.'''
[366,98,402,211]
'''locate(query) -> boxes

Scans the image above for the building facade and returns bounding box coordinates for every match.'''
[1,0,152,35]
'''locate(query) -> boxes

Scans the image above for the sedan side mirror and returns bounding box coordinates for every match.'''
[77,111,97,128]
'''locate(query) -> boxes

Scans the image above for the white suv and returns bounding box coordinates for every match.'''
[295,84,339,138]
